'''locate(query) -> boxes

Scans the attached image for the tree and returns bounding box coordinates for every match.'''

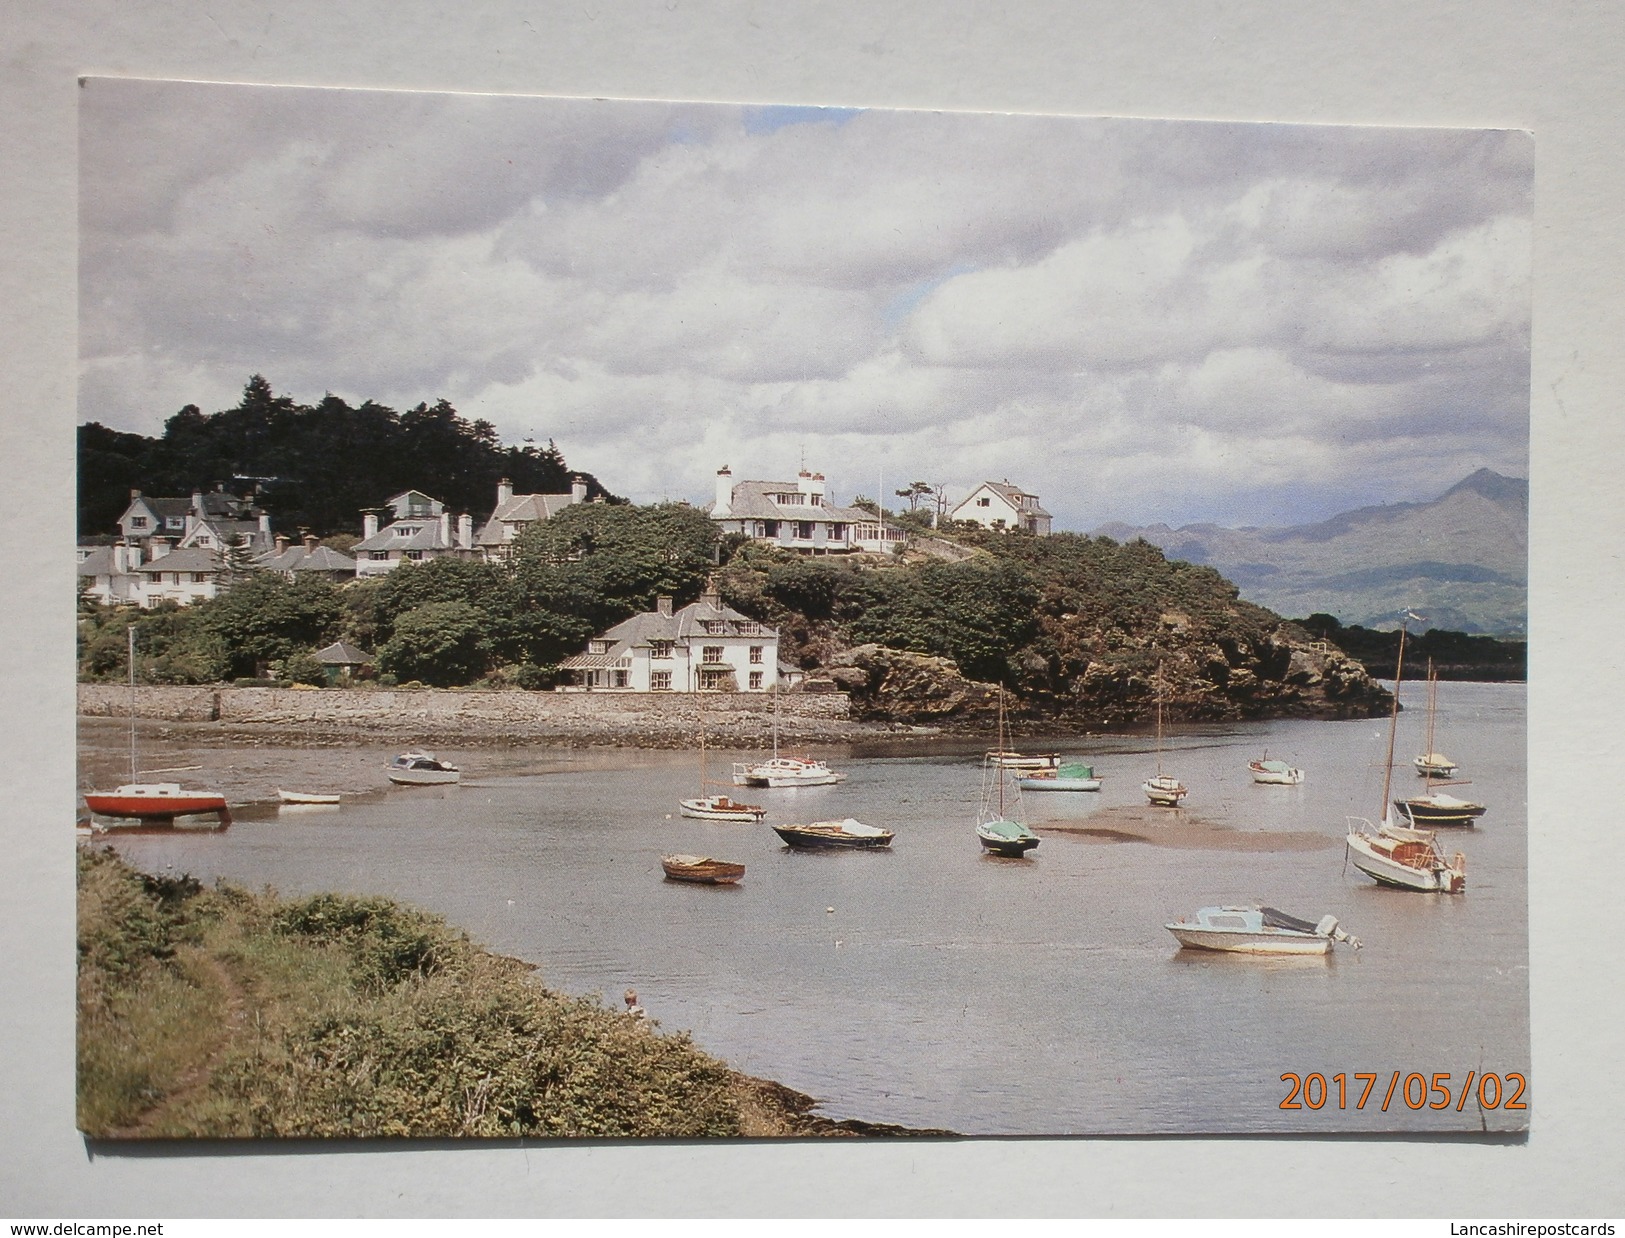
[376,601,491,686]
[895,481,936,512]
[195,574,343,678]
[221,532,260,587]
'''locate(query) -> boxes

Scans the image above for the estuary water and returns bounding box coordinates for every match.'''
[88,680,1528,1135]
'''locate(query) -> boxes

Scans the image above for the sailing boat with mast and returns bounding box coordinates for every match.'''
[977,688,1041,856]
[731,683,844,788]
[1345,620,1467,893]
[680,693,766,821]
[83,626,231,826]
[1394,660,1486,827]
[1142,663,1188,806]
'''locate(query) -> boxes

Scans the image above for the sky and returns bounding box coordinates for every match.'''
[78,79,1533,530]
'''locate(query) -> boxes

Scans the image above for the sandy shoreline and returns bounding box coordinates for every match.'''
[1035,803,1341,852]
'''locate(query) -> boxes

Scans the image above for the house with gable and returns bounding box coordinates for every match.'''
[949,480,1053,536]
[474,476,588,561]
[258,533,358,582]
[77,541,145,606]
[707,466,903,555]
[351,490,476,577]
[557,587,780,692]
[133,542,226,607]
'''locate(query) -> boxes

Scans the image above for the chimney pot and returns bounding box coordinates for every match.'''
[571,475,588,504]
[497,478,514,506]
[302,533,318,551]
[363,511,379,539]
[656,596,673,617]
[458,512,474,550]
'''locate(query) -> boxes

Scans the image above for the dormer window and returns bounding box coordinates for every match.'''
[129,516,148,529]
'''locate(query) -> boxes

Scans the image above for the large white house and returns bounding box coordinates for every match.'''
[707,467,903,554]
[558,590,780,692]
[949,480,1053,535]
[133,543,226,607]
[351,491,476,577]
[474,476,588,560]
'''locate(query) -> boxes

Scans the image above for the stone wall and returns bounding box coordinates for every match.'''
[78,683,851,739]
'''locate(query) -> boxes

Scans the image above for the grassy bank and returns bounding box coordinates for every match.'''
[77,846,937,1139]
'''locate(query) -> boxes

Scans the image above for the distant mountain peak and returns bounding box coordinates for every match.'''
[1441,468,1528,506]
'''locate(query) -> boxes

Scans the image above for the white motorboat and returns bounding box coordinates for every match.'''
[732,685,845,787]
[680,794,767,822]
[387,751,461,785]
[1165,906,1361,955]
[1249,757,1304,785]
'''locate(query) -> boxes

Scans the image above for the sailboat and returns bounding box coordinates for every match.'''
[83,626,231,825]
[731,683,844,787]
[1345,623,1467,893]
[977,688,1041,856]
[1142,663,1188,806]
[680,695,766,821]
[1394,662,1486,827]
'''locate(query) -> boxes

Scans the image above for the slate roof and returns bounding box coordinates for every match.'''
[259,544,358,573]
[188,518,273,552]
[709,480,873,524]
[315,640,373,665]
[77,547,120,576]
[136,547,222,574]
[971,481,1052,519]
[352,521,455,553]
[600,596,775,649]
[476,493,578,545]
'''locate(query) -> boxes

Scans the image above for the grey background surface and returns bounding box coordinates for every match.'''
[3,1,1618,1217]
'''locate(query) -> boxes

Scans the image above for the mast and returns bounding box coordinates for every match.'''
[1154,662,1165,777]
[1423,658,1439,791]
[1380,621,1408,822]
[771,682,780,761]
[127,624,138,783]
[996,687,1006,818]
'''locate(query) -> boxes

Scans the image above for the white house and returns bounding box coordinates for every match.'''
[351,491,475,577]
[474,476,588,560]
[133,542,226,607]
[118,487,269,548]
[707,467,904,555]
[77,541,145,606]
[558,589,780,692]
[949,480,1053,535]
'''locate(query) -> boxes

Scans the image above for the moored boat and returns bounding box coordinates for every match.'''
[772,818,894,849]
[1165,906,1361,955]
[83,625,230,826]
[387,751,461,785]
[1414,753,1458,778]
[978,688,1040,855]
[976,817,1041,856]
[660,854,746,883]
[1393,792,1487,828]
[731,755,845,788]
[1143,663,1186,806]
[1018,762,1101,792]
[680,794,767,822]
[277,789,341,805]
[1249,757,1304,785]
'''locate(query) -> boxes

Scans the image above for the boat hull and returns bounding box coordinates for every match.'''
[660,854,745,883]
[977,831,1040,856]
[1249,762,1304,785]
[84,786,229,820]
[1165,926,1332,955]
[387,769,460,785]
[1018,776,1101,792]
[679,797,766,821]
[1394,798,1486,827]
[1143,778,1187,806]
[773,824,894,849]
[278,789,340,805]
[732,759,844,788]
[987,752,1059,770]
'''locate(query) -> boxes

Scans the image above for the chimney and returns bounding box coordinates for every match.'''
[112,541,127,574]
[363,511,379,539]
[497,477,514,506]
[274,534,290,554]
[714,466,733,516]
[796,469,824,500]
[700,576,721,608]
[458,512,474,550]
[439,512,452,547]
[570,475,587,504]
[191,489,205,515]
[302,532,318,552]
[129,488,142,502]
[656,596,673,618]
[125,541,143,571]
[148,537,170,562]
[259,512,272,541]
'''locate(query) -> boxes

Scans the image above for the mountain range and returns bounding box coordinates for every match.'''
[1092,469,1528,635]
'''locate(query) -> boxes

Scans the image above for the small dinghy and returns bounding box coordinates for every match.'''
[387,751,460,785]
[660,854,746,884]
[772,818,894,849]
[1165,906,1361,955]
[277,789,341,805]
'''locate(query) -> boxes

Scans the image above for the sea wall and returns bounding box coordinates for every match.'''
[77,683,853,741]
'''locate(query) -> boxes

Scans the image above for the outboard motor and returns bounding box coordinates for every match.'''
[1315,914,1362,949]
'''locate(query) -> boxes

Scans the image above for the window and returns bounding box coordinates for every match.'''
[129,516,148,528]
[168,517,184,529]
[736,621,763,635]
[650,641,674,660]
[395,525,413,536]
[168,573,180,585]
[369,551,389,561]
[762,520,780,537]
[701,645,723,664]
[591,640,612,654]
[749,646,763,664]
[700,620,725,634]
[749,671,764,690]
[977,496,991,507]
[190,573,208,583]
[405,550,423,561]
[796,521,814,540]
[650,671,672,690]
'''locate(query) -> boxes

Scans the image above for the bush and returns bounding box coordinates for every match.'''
[271,650,327,687]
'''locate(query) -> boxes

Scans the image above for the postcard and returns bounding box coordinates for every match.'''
[74,78,1530,1139]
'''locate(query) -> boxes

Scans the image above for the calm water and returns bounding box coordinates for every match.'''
[94,680,1528,1135]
